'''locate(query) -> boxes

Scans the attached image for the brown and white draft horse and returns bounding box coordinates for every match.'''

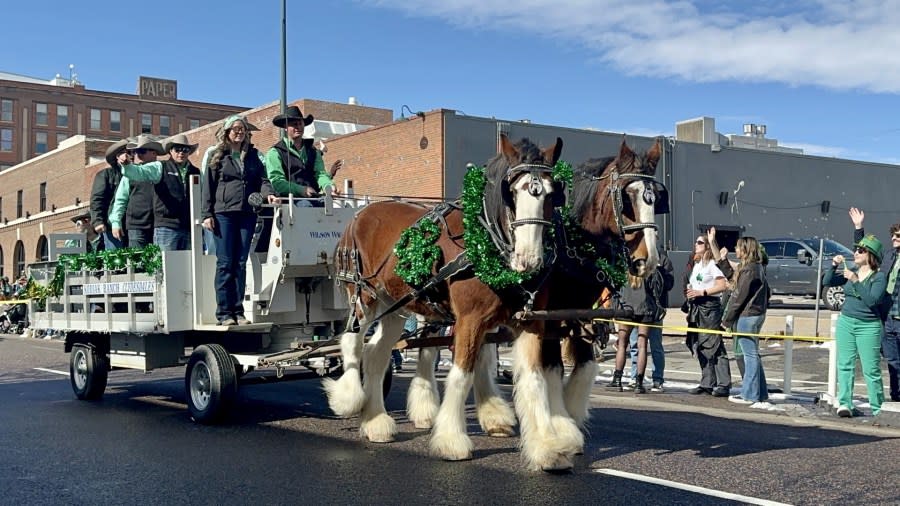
[324,135,569,469]
[400,138,665,468]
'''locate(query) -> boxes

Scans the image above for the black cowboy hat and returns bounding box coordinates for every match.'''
[272,106,314,128]
[104,137,134,166]
[71,211,91,224]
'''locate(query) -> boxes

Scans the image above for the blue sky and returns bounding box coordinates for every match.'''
[8,0,900,164]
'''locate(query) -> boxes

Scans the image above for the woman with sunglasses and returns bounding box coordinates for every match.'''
[824,234,887,417]
[684,234,732,397]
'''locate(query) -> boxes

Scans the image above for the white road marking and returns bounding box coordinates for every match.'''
[593,469,792,506]
[33,368,68,376]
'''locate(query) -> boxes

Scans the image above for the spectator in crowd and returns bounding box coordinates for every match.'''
[110,135,163,249]
[264,106,339,205]
[201,114,276,326]
[609,263,666,394]
[90,137,133,250]
[684,233,731,397]
[0,276,12,300]
[718,237,772,409]
[628,248,674,392]
[824,228,887,417]
[114,134,201,251]
[850,207,900,403]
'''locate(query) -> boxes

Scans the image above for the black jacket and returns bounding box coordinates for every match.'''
[126,181,154,230]
[272,139,320,192]
[154,159,201,230]
[201,146,274,219]
[720,262,769,328]
[90,166,122,230]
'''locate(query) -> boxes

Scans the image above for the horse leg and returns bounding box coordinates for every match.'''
[407,345,440,429]
[514,326,580,472]
[562,334,600,431]
[358,314,404,443]
[429,320,482,461]
[473,342,516,437]
[322,299,375,417]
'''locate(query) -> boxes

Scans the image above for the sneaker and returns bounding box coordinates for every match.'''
[689,386,712,395]
[750,401,774,410]
[729,395,753,405]
[218,317,236,326]
[836,406,852,418]
[234,315,251,325]
[393,364,402,372]
[650,382,664,392]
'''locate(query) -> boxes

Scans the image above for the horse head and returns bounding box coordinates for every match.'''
[570,137,666,278]
[486,134,563,273]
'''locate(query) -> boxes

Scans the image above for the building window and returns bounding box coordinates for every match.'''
[90,108,101,130]
[36,236,49,262]
[57,105,69,128]
[35,103,48,126]
[1,99,12,122]
[0,128,11,152]
[141,113,152,134]
[110,110,121,132]
[35,131,48,154]
[13,240,25,278]
[39,182,47,212]
[189,119,200,130]
[159,115,170,135]
[56,133,68,146]
[16,189,23,219]
[0,245,3,279]
[0,164,9,172]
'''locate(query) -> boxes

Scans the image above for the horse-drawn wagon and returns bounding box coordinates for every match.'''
[26,177,383,423]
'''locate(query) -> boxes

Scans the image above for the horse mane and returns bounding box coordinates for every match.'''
[569,156,615,226]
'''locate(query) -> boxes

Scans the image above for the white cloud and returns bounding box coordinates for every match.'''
[363,0,900,93]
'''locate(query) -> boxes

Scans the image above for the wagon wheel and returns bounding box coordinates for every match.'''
[185,344,238,424]
[822,286,845,311]
[70,344,109,400]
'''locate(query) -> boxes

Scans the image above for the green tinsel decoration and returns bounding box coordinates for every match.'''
[394,220,442,286]
[461,166,532,289]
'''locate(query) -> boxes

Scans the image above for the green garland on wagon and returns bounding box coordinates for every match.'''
[394,220,443,286]
[30,244,164,304]
[553,160,628,290]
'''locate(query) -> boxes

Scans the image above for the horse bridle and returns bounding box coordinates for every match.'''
[588,169,660,238]
[504,163,556,229]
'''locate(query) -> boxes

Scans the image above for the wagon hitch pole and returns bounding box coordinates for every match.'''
[512,308,635,321]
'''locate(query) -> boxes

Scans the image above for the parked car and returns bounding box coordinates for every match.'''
[759,238,854,310]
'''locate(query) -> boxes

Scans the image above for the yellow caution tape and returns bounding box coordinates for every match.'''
[593,318,833,343]
[0,299,31,305]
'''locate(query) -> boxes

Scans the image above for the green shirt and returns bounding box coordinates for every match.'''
[263,138,335,197]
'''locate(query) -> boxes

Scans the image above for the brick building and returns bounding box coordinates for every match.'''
[0,72,247,171]
[0,97,398,278]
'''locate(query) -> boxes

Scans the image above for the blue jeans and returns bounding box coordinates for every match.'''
[737,315,768,402]
[128,228,153,249]
[212,212,257,322]
[101,230,126,251]
[153,227,189,251]
[629,326,665,384]
[883,317,900,400]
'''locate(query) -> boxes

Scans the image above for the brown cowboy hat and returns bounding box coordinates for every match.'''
[126,135,166,155]
[163,133,199,155]
[272,105,314,128]
[104,137,134,166]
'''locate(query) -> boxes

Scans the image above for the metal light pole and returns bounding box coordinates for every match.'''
[280,0,287,117]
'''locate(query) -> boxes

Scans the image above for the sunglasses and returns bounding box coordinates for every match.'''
[892,233,900,239]
[172,146,192,154]
[133,148,149,155]
[696,240,706,245]
[854,247,869,254]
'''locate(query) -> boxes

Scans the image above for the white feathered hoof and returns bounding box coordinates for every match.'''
[540,454,575,473]
[322,373,366,417]
[360,413,397,443]
[551,415,585,456]
[477,398,517,437]
[429,432,474,461]
[407,378,440,429]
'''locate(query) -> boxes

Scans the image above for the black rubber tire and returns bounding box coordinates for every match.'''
[822,285,845,311]
[70,344,109,401]
[185,344,237,424]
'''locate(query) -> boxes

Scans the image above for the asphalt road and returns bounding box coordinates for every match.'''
[1,334,899,505]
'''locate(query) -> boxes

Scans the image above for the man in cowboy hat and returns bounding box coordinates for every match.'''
[65,211,101,252]
[112,133,201,251]
[109,135,164,248]
[263,105,339,206]
[89,137,134,250]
